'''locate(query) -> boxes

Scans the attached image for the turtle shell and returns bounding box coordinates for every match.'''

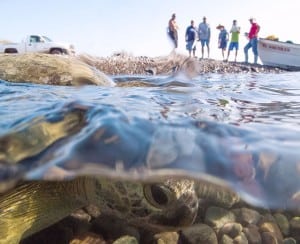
[0,53,115,86]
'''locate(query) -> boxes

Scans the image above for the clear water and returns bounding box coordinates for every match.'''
[1,71,300,210]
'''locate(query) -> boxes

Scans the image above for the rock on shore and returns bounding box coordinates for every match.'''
[78,52,285,77]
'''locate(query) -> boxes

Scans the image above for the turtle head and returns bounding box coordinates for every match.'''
[142,179,199,228]
[90,177,198,231]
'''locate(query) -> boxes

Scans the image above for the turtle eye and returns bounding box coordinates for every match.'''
[144,184,172,208]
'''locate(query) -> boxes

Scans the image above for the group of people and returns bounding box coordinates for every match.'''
[167,14,260,64]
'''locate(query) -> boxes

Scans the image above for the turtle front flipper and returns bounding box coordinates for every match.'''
[0,177,92,244]
[195,179,240,208]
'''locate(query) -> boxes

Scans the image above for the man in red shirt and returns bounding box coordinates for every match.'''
[244,17,260,64]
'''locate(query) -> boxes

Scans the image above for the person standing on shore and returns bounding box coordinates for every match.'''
[244,17,260,64]
[185,20,197,58]
[167,13,179,51]
[227,20,240,62]
[198,16,211,59]
[217,24,229,61]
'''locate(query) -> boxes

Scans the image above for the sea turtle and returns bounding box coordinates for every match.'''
[0,103,240,244]
[1,102,299,243]
[0,175,200,243]
[0,53,115,86]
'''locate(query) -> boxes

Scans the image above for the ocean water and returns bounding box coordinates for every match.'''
[0,71,300,210]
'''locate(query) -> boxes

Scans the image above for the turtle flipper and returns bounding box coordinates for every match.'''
[195,179,240,208]
[0,178,90,244]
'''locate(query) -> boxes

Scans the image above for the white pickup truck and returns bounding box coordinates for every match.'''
[0,35,75,55]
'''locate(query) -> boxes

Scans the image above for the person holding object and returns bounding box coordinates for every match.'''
[244,17,260,64]
[227,20,240,62]
[185,20,197,58]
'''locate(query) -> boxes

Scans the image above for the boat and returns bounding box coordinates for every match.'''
[258,38,300,70]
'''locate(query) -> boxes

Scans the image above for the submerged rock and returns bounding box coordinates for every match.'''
[0,53,114,86]
[180,224,218,244]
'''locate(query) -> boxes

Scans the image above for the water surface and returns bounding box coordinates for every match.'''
[1,71,300,209]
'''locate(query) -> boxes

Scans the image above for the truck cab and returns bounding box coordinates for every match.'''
[0,35,75,55]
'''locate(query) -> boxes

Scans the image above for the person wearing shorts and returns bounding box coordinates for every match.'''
[198,16,211,59]
[185,20,197,57]
[217,24,229,61]
[227,20,240,62]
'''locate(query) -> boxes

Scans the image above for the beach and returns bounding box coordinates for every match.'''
[78,53,284,77]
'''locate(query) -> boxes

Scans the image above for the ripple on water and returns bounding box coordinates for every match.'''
[0,72,300,210]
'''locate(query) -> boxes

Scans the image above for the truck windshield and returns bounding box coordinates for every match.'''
[41,36,52,42]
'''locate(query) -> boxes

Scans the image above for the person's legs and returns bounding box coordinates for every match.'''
[227,42,233,60]
[222,41,227,60]
[244,41,252,63]
[174,31,178,49]
[200,40,205,59]
[206,40,210,58]
[168,31,175,47]
[234,43,239,62]
[207,45,210,58]
[186,41,191,57]
[187,46,191,57]
[251,38,258,64]
[168,31,174,40]
[192,46,196,57]
[227,51,230,61]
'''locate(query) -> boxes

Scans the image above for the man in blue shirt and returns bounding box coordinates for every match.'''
[217,24,229,61]
[185,20,197,58]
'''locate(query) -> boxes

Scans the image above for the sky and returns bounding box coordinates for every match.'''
[0,0,298,61]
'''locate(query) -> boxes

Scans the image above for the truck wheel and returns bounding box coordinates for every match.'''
[50,49,62,54]
[4,48,18,53]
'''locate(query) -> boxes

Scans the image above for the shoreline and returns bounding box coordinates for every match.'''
[0,53,292,87]
[78,52,287,77]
